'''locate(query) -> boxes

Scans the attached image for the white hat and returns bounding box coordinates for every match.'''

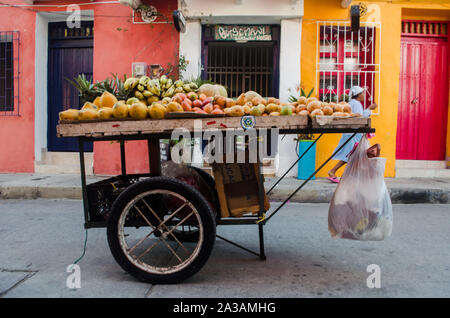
[349,86,364,100]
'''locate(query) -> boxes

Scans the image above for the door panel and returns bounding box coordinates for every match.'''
[47,22,93,152]
[396,36,449,160]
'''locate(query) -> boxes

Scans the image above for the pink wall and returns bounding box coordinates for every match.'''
[0,0,178,174]
[0,5,36,173]
[92,0,179,175]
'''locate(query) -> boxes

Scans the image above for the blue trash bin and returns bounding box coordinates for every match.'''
[297,140,316,180]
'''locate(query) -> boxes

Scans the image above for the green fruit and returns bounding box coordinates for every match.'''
[162,97,172,104]
[137,84,145,92]
[175,86,184,94]
[183,84,192,92]
[126,97,140,105]
[280,105,293,116]
[160,75,168,85]
[174,80,183,88]
[165,79,173,89]
[134,91,144,100]
[143,90,153,97]
[250,106,263,116]
[189,82,198,90]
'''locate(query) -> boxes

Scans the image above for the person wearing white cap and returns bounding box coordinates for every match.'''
[327,86,378,183]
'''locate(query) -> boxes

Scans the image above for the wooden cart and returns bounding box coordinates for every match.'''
[57,115,374,284]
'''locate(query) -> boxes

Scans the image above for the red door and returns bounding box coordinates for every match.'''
[396,36,449,160]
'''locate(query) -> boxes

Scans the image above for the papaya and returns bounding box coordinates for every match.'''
[97,107,114,120]
[112,101,129,119]
[129,102,148,119]
[148,103,166,119]
[167,102,183,112]
[236,93,246,106]
[297,110,309,116]
[306,100,321,113]
[242,105,251,115]
[99,91,118,108]
[81,102,98,111]
[59,109,79,121]
[93,96,101,108]
[78,108,98,121]
[226,105,245,117]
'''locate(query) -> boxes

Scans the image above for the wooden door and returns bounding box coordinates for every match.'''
[396,36,449,160]
[47,22,94,152]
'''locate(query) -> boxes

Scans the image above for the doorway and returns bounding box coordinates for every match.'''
[396,29,449,160]
[47,21,94,152]
[202,25,280,98]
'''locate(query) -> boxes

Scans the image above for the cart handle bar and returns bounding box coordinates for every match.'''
[262,132,358,225]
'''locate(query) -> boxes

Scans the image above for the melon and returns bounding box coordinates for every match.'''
[214,84,228,98]
[297,96,307,105]
[198,84,216,97]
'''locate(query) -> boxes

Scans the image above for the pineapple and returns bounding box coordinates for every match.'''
[65,74,100,105]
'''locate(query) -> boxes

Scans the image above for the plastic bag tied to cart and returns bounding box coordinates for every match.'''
[328,136,393,241]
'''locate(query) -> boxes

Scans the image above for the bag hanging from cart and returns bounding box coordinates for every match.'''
[328,136,393,241]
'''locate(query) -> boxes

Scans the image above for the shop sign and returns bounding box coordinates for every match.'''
[214,25,272,41]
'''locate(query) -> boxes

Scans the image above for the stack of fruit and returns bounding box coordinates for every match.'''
[123,75,199,105]
[292,96,358,118]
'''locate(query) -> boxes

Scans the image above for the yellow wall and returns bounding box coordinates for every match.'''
[301,0,450,177]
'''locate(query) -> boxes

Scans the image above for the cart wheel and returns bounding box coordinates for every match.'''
[107,176,216,284]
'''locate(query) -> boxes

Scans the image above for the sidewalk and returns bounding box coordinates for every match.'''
[0,173,449,203]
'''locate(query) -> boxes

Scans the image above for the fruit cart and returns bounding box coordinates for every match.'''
[57,115,374,284]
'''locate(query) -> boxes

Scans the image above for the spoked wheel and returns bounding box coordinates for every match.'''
[107,177,216,284]
[167,166,220,243]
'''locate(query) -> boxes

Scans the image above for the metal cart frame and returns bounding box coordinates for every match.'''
[76,126,374,265]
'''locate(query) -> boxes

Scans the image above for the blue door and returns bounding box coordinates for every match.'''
[47,22,94,152]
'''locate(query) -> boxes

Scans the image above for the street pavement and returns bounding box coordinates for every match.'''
[0,173,449,203]
[1,199,449,298]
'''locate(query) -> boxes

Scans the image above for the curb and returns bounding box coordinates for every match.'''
[1,185,448,204]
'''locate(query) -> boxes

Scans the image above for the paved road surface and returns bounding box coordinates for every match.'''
[0,199,449,297]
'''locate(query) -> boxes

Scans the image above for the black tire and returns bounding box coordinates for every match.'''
[107,176,216,284]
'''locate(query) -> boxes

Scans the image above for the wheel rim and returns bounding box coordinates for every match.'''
[117,189,204,275]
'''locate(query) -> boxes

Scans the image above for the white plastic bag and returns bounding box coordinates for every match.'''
[328,136,393,241]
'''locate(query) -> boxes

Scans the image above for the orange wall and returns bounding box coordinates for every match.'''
[301,0,450,177]
[0,5,36,173]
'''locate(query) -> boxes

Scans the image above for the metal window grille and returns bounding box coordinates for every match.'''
[402,20,448,37]
[207,42,274,98]
[316,21,381,115]
[48,22,93,40]
[0,31,20,116]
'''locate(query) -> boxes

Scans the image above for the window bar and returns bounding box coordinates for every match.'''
[337,22,340,101]
[364,26,368,67]
[329,22,333,102]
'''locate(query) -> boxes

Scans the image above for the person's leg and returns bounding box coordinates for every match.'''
[328,160,346,178]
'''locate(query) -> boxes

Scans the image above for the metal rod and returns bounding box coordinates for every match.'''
[78,138,90,228]
[119,140,126,175]
[263,132,358,224]
[216,234,261,258]
[256,139,266,260]
[266,133,323,195]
